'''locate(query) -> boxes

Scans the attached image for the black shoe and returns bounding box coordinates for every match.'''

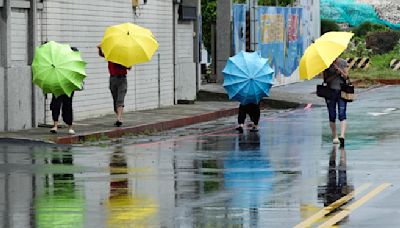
[235,126,244,134]
[114,121,123,127]
[50,129,57,134]
[339,137,345,148]
[250,127,259,132]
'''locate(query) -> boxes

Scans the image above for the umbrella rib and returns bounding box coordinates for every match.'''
[223,79,249,87]
[226,80,250,99]
[58,69,85,88]
[226,58,252,77]
[253,80,271,97]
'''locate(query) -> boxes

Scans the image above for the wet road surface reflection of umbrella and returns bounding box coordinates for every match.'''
[35,148,84,228]
[107,146,158,227]
[100,23,159,67]
[224,133,273,210]
[32,41,86,97]
[223,51,274,105]
[300,31,354,80]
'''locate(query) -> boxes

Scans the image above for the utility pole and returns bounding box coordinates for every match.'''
[0,0,11,131]
[216,0,232,83]
[249,0,257,51]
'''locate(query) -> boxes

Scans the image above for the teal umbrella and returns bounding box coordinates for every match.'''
[32,41,86,97]
[223,51,274,105]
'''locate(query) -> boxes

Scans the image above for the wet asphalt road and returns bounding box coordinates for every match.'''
[1,86,400,227]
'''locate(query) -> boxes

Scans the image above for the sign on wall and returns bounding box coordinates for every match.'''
[232,4,247,54]
[258,6,303,77]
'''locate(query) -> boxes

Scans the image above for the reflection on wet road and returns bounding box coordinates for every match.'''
[2,86,400,227]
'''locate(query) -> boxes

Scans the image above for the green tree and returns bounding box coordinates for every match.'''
[201,0,217,53]
[321,19,341,34]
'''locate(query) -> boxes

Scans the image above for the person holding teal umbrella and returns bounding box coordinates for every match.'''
[222,50,274,133]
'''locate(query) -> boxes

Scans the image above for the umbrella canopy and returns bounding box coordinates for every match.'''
[224,134,273,208]
[35,175,85,228]
[299,31,354,80]
[100,23,159,67]
[32,41,86,97]
[223,51,274,105]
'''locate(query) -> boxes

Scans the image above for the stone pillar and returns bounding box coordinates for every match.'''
[216,0,232,83]
[29,0,44,127]
[0,0,11,131]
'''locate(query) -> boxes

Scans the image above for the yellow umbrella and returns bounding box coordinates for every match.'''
[100,23,159,67]
[299,32,354,80]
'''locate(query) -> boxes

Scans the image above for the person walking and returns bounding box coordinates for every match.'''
[98,46,130,127]
[236,103,261,133]
[323,57,349,147]
[50,92,75,134]
[49,47,80,135]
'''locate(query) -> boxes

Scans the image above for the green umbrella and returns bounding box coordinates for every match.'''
[32,41,86,97]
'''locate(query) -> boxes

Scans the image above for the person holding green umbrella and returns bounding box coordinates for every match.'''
[49,47,81,135]
[32,41,86,134]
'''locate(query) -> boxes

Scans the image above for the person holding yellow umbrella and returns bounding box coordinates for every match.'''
[300,32,353,147]
[99,23,159,127]
[323,57,349,147]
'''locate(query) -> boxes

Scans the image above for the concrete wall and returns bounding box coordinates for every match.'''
[175,17,197,101]
[0,1,44,131]
[174,0,200,102]
[300,0,321,47]
[6,67,32,130]
[0,68,4,131]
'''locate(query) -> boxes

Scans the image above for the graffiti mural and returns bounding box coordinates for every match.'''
[233,4,247,54]
[258,6,303,77]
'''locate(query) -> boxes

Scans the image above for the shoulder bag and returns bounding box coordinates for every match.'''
[316,83,333,99]
[341,78,355,102]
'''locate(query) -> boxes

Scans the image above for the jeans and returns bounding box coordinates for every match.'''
[326,89,347,122]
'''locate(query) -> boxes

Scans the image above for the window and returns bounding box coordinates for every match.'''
[178,5,197,21]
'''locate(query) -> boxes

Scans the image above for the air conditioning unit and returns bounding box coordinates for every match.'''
[178,5,197,21]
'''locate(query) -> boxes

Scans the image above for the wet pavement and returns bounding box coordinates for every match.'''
[2,85,400,227]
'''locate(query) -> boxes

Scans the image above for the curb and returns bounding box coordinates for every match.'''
[55,107,239,144]
[197,90,303,109]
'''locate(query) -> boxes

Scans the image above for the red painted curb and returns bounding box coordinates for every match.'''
[55,107,239,144]
[376,79,400,85]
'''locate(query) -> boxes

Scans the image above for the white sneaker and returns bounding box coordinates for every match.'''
[68,129,76,135]
[333,138,339,144]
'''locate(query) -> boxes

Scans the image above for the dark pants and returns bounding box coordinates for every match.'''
[238,103,260,125]
[325,90,347,123]
[109,75,127,113]
[50,93,73,125]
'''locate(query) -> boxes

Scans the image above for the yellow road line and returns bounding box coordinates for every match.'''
[294,183,371,228]
[318,183,391,228]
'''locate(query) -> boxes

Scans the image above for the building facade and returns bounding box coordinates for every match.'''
[0,0,200,131]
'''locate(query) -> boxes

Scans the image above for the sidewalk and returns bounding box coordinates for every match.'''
[0,79,323,144]
[198,78,325,106]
